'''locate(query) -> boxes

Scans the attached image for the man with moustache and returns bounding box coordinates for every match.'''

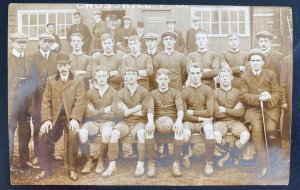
[219,33,248,89]
[35,53,85,181]
[187,31,219,89]
[8,32,35,171]
[186,17,202,54]
[45,23,62,53]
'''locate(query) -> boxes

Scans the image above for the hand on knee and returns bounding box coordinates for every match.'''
[213,131,223,144]
[137,129,145,143]
[79,129,88,144]
[203,124,214,140]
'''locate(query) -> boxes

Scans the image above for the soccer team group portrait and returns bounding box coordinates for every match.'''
[8,4,292,185]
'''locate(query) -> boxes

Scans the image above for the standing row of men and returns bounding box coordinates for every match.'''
[8,21,291,181]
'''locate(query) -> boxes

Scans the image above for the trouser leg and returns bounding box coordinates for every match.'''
[18,111,31,167]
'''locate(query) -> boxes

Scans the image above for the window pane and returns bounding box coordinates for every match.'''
[202,23,210,34]
[230,23,238,33]
[30,26,37,38]
[66,13,73,24]
[49,14,56,23]
[57,25,66,37]
[22,14,28,24]
[30,14,37,25]
[221,11,229,22]
[239,11,245,21]
[239,23,246,34]
[39,14,46,25]
[22,26,28,35]
[212,23,219,34]
[230,11,238,22]
[57,13,65,24]
[203,11,210,22]
[211,11,218,22]
[222,23,229,34]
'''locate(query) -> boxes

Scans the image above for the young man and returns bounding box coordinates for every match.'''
[121,35,153,91]
[8,32,35,170]
[240,48,280,178]
[36,54,85,181]
[158,19,185,53]
[181,63,215,176]
[187,31,219,89]
[92,10,107,50]
[102,67,150,177]
[153,31,187,90]
[213,67,250,167]
[116,16,137,50]
[94,33,122,90]
[256,31,283,82]
[79,66,117,174]
[69,32,93,88]
[146,68,185,177]
[186,17,202,54]
[31,33,58,164]
[67,12,92,54]
[219,33,248,89]
[45,23,62,53]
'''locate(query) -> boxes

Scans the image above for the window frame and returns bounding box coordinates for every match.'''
[191,6,250,37]
[17,9,76,41]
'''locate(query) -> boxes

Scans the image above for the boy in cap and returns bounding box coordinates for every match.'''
[116,16,137,50]
[186,17,202,54]
[94,33,122,90]
[219,32,249,89]
[240,48,280,178]
[256,30,283,82]
[181,63,215,176]
[158,19,185,53]
[153,31,187,90]
[31,33,59,164]
[187,31,219,89]
[79,65,118,174]
[102,67,150,177]
[92,10,107,50]
[121,35,153,90]
[8,32,35,170]
[67,12,92,54]
[46,23,62,53]
[36,53,85,181]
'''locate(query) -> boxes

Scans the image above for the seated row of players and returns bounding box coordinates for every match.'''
[8,29,284,181]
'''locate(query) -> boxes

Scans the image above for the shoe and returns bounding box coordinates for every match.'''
[147,161,156,177]
[217,152,230,168]
[70,170,79,181]
[22,161,40,170]
[204,162,214,176]
[31,157,39,165]
[102,163,117,177]
[257,167,267,178]
[95,157,105,174]
[172,162,182,177]
[81,158,93,174]
[134,162,144,177]
[52,153,63,161]
[183,155,191,169]
[35,170,51,180]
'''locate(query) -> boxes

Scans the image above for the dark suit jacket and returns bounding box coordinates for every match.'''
[240,69,280,123]
[41,73,85,126]
[264,50,283,82]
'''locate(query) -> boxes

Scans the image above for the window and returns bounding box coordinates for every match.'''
[18,9,76,40]
[191,6,250,37]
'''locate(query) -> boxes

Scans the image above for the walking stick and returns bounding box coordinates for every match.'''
[260,100,271,172]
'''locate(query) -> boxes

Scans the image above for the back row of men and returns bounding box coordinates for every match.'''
[8,26,292,181]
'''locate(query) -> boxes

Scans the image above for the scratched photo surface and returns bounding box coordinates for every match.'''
[8,3,292,185]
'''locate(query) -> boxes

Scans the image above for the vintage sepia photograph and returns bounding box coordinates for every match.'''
[7,3,292,185]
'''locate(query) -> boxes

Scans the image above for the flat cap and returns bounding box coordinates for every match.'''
[110,15,117,21]
[137,21,144,28]
[166,19,176,24]
[128,35,140,41]
[101,33,114,41]
[143,33,159,40]
[248,48,266,60]
[93,10,102,15]
[161,31,177,40]
[10,32,28,41]
[56,53,71,64]
[255,30,274,40]
[122,15,131,20]
[38,33,55,41]
[46,22,55,27]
